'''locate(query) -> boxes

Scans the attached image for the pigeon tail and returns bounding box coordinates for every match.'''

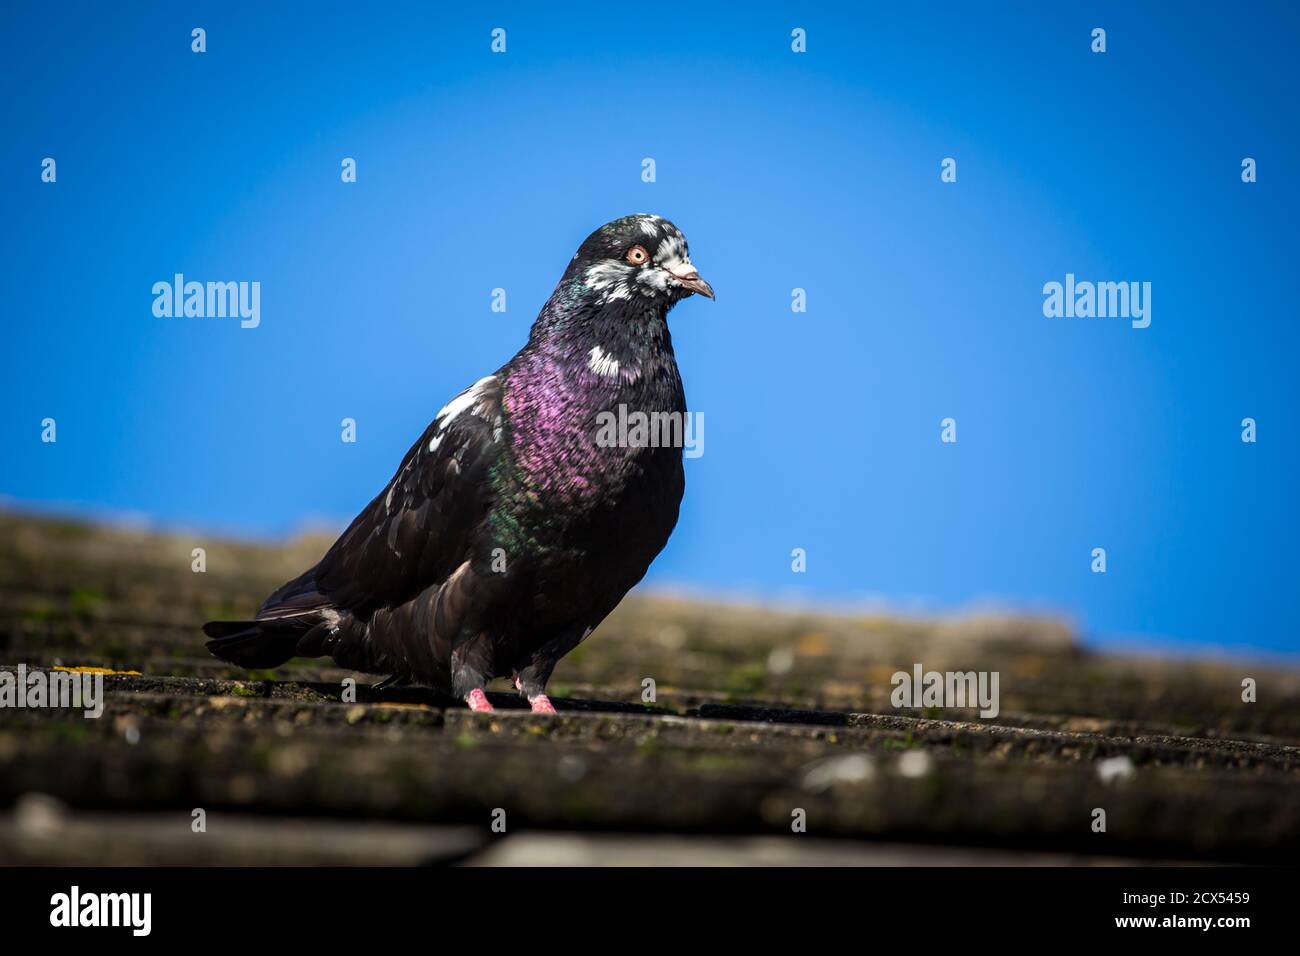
[203,618,310,669]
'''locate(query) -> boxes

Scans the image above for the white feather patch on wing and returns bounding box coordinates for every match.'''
[429,375,498,451]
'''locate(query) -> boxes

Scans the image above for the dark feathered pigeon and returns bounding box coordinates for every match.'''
[204,214,712,713]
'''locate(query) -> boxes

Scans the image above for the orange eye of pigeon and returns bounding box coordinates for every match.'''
[625,245,649,265]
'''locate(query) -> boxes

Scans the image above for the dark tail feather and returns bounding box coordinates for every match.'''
[203,618,313,669]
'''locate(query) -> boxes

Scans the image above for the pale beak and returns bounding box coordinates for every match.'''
[666,261,715,299]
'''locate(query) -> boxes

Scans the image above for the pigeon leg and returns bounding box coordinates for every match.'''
[452,638,495,712]
[512,672,557,715]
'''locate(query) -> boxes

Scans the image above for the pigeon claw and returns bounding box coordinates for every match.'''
[528,694,557,715]
[465,688,494,713]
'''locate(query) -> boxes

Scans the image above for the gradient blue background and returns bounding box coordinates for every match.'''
[3,2,1296,655]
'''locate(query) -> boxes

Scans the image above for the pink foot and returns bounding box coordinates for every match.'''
[529,694,557,715]
[466,688,494,713]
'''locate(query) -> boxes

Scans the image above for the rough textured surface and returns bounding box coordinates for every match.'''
[1,510,1297,864]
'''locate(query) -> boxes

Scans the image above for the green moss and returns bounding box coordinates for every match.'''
[559,795,597,821]
[724,662,768,695]
[50,723,89,743]
[69,587,106,618]
[21,600,60,624]
[283,657,321,668]
[687,753,748,772]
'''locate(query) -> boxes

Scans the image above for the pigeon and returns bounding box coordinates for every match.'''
[203,214,712,713]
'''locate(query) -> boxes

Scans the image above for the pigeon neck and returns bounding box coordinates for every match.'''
[530,291,676,379]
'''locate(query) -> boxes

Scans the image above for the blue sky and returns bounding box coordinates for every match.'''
[3,2,1297,654]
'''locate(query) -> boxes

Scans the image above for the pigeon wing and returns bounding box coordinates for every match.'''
[260,375,506,618]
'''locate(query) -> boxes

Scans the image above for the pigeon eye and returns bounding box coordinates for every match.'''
[625,245,649,265]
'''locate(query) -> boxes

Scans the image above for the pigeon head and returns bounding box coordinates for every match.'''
[566,214,714,307]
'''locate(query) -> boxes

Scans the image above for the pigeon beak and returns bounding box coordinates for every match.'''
[667,262,715,300]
